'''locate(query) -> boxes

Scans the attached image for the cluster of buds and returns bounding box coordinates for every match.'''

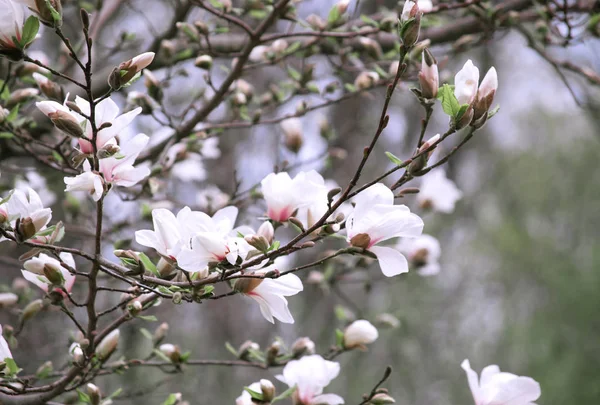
[453,60,498,129]
[108,52,155,90]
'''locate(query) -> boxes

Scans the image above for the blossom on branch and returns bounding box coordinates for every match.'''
[461,359,541,405]
[343,320,379,349]
[261,170,327,222]
[396,234,441,276]
[3,188,52,241]
[346,183,424,277]
[64,171,103,201]
[21,252,76,293]
[276,355,344,405]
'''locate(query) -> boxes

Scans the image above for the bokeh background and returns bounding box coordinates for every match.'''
[1,0,599,404]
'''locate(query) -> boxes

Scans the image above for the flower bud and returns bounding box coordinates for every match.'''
[17,217,37,241]
[257,221,274,244]
[194,21,209,35]
[22,299,44,321]
[307,14,327,31]
[455,106,474,130]
[291,337,315,358]
[400,12,421,47]
[280,118,303,154]
[7,88,39,108]
[87,383,101,405]
[96,329,120,360]
[176,22,199,42]
[97,143,120,159]
[235,79,254,99]
[48,110,84,138]
[401,1,420,22]
[375,313,401,329]
[350,233,371,249]
[418,49,438,99]
[0,293,18,308]
[194,55,213,70]
[232,92,247,106]
[354,71,379,90]
[157,257,176,277]
[233,277,263,294]
[112,52,155,89]
[159,343,181,363]
[244,235,270,252]
[266,341,281,365]
[260,379,276,402]
[43,263,65,286]
[472,67,498,122]
[128,299,143,316]
[370,393,396,404]
[172,291,183,304]
[153,322,169,345]
[359,37,382,59]
[0,107,8,123]
[70,342,84,365]
[238,340,259,360]
[33,73,64,101]
[31,0,63,26]
[336,0,350,14]
[270,39,288,54]
[343,320,379,349]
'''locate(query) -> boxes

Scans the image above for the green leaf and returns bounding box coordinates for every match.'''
[138,252,159,276]
[180,351,191,362]
[287,66,301,81]
[106,387,123,400]
[0,80,9,100]
[162,393,180,405]
[4,358,21,376]
[344,83,357,93]
[272,385,297,403]
[285,41,302,55]
[0,132,14,139]
[437,84,460,117]
[139,327,153,340]
[385,151,403,166]
[20,16,40,48]
[77,389,92,403]
[0,190,14,206]
[269,240,280,251]
[249,9,268,19]
[153,348,172,363]
[360,14,379,27]
[244,387,264,401]
[225,341,238,357]
[455,103,470,122]
[487,104,500,119]
[7,104,19,122]
[327,6,341,25]
[137,315,158,322]
[335,328,345,347]
[44,0,62,23]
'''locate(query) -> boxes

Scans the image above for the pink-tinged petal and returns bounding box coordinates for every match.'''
[462,359,482,405]
[454,60,480,105]
[212,206,238,234]
[21,270,49,292]
[369,246,409,277]
[311,393,345,405]
[478,67,498,98]
[480,365,501,387]
[113,165,150,187]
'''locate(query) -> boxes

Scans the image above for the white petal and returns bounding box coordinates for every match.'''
[461,359,482,405]
[311,393,345,405]
[369,246,409,277]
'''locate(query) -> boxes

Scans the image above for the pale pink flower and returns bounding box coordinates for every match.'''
[455,60,480,105]
[0,0,25,51]
[417,169,462,213]
[396,234,441,276]
[343,320,379,348]
[21,252,76,293]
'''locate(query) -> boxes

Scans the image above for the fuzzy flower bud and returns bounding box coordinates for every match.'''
[95,329,120,360]
[0,293,18,308]
[472,67,498,123]
[159,343,181,363]
[260,379,276,402]
[32,73,63,101]
[22,299,44,321]
[70,342,84,365]
[110,52,155,89]
[87,383,101,405]
[257,221,275,244]
[343,320,379,349]
[370,393,396,404]
[291,337,315,358]
[354,71,379,90]
[194,55,213,70]
[153,322,169,345]
[281,118,304,154]
[48,110,84,138]
[238,340,259,360]
[418,49,438,99]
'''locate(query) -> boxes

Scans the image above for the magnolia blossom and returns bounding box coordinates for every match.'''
[461,359,541,405]
[401,0,421,21]
[36,96,141,154]
[0,293,18,307]
[418,49,438,99]
[236,382,262,405]
[417,0,433,12]
[0,325,12,361]
[64,171,104,201]
[0,0,25,51]
[22,252,76,292]
[6,188,52,239]
[455,60,480,105]
[417,169,462,213]
[277,355,343,405]
[249,45,269,62]
[96,329,120,360]
[397,234,441,276]
[97,133,149,186]
[346,183,424,277]
[343,320,379,348]
[261,170,327,222]
[166,206,251,276]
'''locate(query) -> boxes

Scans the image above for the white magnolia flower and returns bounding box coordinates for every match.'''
[0,325,12,361]
[196,185,229,213]
[7,188,52,237]
[236,382,262,405]
[346,183,424,277]
[276,355,344,405]
[461,359,541,405]
[176,206,252,277]
[396,234,441,276]
[97,133,150,187]
[401,0,419,22]
[343,320,379,348]
[261,170,327,222]
[478,67,498,101]
[22,252,76,293]
[64,171,104,201]
[417,169,462,213]
[237,262,303,324]
[455,60,480,105]
[249,45,269,62]
[418,0,433,13]
[0,0,25,51]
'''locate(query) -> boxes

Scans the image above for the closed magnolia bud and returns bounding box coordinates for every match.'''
[194,55,213,70]
[115,52,155,87]
[260,379,276,402]
[97,143,120,159]
[49,110,84,138]
[17,217,37,242]
[153,322,169,345]
[291,337,315,358]
[370,393,396,404]
[257,221,274,244]
[343,320,379,349]
[418,49,439,99]
[43,263,64,286]
[336,0,350,14]
[159,343,181,362]
[266,341,281,365]
[128,300,143,316]
[306,14,326,31]
[194,21,209,35]
[0,293,18,308]
[96,329,120,360]
[32,0,63,25]
[244,235,270,252]
[235,79,254,98]
[22,299,44,321]
[401,12,421,47]
[7,88,39,108]
[238,340,259,360]
[270,39,288,54]
[354,71,379,90]
[350,233,371,249]
[232,92,247,106]
[472,67,498,122]
[33,73,63,100]
[455,106,474,130]
[70,342,84,364]
[172,292,183,304]
[87,383,101,405]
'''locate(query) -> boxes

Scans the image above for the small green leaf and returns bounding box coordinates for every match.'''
[272,385,297,403]
[269,240,280,251]
[249,9,268,19]
[487,104,500,119]
[77,389,92,403]
[455,103,470,122]
[5,358,21,376]
[244,387,264,401]
[385,151,403,166]
[7,104,19,122]
[162,393,180,405]
[153,348,172,363]
[437,84,460,117]
[327,6,341,25]
[20,16,40,48]
[225,341,238,357]
[138,252,159,276]
[285,41,302,55]
[137,315,158,322]
[335,328,345,347]
[360,14,379,27]
[344,83,357,93]
[0,132,14,139]
[139,327,153,340]
[106,387,123,400]
[287,67,302,81]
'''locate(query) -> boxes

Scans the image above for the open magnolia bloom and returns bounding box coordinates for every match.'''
[2,188,52,241]
[396,234,441,276]
[417,169,462,213]
[0,0,25,52]
[21,252,76,293]
[234,257,303,324]
[36,96,141,154]
[0,325,12,363]
[261,170,327,222]
[176,206,253,277]
[276,355,343,405]
[346,183,424,277]
[461,359,541,405]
